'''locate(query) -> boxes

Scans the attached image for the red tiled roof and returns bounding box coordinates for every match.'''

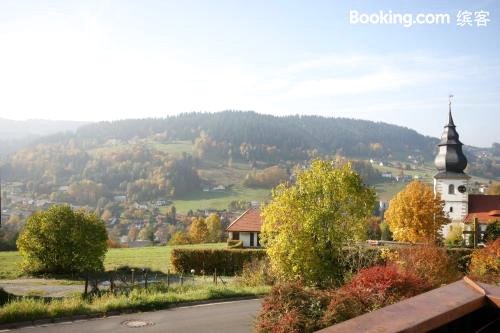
[464,194,500,224]
[226,207,262,232]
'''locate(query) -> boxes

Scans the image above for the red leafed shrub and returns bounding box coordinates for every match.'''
[393,245,462,287]
[322,265,431,327]
[255,282,329,333]
[468,239,500,284]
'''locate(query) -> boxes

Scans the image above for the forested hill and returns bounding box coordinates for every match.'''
[40,111,438,161]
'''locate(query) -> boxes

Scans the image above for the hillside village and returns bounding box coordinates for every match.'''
[1,1,500,332]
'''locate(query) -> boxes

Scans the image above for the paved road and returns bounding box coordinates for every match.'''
[6,299,261,333]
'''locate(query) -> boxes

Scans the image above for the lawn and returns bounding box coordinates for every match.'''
[0,252,22,280]
[0,243,227,280]
[166,185,270,214]
[0,284,270,325]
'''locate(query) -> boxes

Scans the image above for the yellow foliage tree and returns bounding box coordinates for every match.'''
[189,217,209,244]
[384,180,448,243]
[206,213,223,243]
[261,160,376,286]
[487,182,500,195]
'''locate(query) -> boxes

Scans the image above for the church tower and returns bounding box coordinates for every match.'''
[433,97,470,229]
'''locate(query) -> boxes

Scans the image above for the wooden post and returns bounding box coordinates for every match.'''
[84,272,89,296]
[215,268,217,286]
[167,269,170,288]
[131,268,135,286]
[110,273,115,293]
[144,270,148,289]
[180,273,184,286]
[473,217,479,248]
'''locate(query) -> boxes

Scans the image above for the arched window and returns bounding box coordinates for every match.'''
[449,206,453,213]
[448,184,455,194]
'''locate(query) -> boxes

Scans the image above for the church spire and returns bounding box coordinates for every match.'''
[434,96,468,175]
[448,95,455,127]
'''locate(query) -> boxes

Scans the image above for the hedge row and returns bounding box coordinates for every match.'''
[170,248,267,275]
[170,246,473,276]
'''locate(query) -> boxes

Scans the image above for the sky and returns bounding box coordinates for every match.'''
[0,0,499,147]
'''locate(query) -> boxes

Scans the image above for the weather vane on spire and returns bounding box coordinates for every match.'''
[449,94,454,109]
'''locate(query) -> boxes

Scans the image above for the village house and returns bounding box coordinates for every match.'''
[226,206,262,247]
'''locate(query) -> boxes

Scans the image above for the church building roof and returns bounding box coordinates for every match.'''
[464,194,500,224]
[434,103,468,177]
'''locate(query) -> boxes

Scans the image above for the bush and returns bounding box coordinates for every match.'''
[445,225,465,247]
[391,245,462,287]
[446,247,473,273]
[17,205,108,275]
[337,246,386,283]
[235,258,275,287]
[256,282,329,333]
[468,239,500,284]
[170,248,266,275]
[0,288,14,306]
[484,221,500,242]
[322,265,430,327]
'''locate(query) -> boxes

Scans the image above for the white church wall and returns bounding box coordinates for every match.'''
[433,178,469,222]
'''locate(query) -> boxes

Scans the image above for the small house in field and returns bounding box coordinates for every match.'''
[226,207,262,247]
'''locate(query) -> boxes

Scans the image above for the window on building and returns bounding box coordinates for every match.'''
[450,206,453,213]
[232,232,239,240]
[249,232,254,246]
[448,184,455,194]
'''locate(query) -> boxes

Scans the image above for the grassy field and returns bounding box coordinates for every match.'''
[166,185,270,213]
[0,284,270,324]
[0,243,227,280]
[0,252,23,280]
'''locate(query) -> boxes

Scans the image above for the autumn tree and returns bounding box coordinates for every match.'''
[128,225,138,242]
[138,225,155,242]
[384,180,448,243]
[168,231,191,245]
[487,182,500,195]
[206,213,223,243]
[17,205,107,275]
[189,217,209,244]
[261,160,376,286]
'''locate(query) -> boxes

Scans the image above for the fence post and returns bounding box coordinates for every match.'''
[84,272,89,296]
[144,269,148,289]
[167,269,170,288]
[215,268,217,286]
[131,268,135,286]
[180,273,184,286]
[110,273,115,293]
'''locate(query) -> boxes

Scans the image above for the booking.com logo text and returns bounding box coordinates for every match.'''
[349,10,450,28]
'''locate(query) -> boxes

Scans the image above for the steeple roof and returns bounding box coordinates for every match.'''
[434,100,468,176]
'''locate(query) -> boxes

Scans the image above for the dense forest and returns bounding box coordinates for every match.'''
[31,111,439,160]
[1,111,498,201]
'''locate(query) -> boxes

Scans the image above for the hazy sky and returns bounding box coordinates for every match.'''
[0,1,499,146]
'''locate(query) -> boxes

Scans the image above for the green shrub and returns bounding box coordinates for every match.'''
[235,258,275,287]
[17,205,108,275]
[170,248,266,275]
[446,247,473,273]
[484,221,500,242]
[0,288,14,306]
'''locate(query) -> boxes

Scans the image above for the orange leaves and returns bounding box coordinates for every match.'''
[384,180,449,243]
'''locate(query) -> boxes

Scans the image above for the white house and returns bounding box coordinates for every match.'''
[226,207,262,247]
